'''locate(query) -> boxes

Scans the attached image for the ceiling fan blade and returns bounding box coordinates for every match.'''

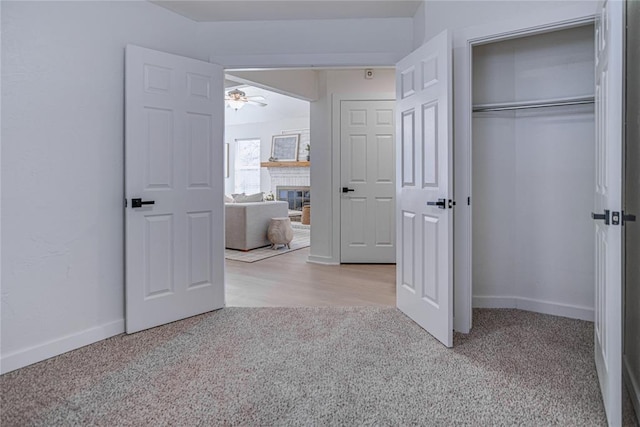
[247,100,268,107]
[246,95,266,102]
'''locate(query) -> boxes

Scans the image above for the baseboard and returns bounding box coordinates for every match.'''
[1,319,125,374]
[472,295,594,321]
[624,355,640,421]
[306,255,339,265]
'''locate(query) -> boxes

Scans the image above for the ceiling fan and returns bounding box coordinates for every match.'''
[225,88,267,110]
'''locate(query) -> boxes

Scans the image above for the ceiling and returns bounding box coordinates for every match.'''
[224,85,309,126]
[150,0,422,22]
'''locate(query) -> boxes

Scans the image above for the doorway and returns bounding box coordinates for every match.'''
[469,24,596,321]
[222,69,398,307]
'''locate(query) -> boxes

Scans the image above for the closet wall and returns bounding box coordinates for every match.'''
[471,25,596,319]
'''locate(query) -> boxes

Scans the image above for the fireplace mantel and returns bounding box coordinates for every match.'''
[261,161,310,168]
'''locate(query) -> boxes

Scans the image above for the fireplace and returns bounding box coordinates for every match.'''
[276,186,310,211]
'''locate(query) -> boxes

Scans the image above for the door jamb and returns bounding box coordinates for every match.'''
[454,15,597,333]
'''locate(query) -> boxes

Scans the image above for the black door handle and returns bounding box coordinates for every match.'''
[623,212,636,225]
[591,210,610,225]
[131,198,155,208]
[427,198,446,209]
[342,187,355,193]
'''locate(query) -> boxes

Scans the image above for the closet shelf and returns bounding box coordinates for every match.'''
[472,95,595,112]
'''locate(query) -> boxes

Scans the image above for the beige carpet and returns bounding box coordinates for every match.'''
[225,227,310,263]
[1,308,609,426]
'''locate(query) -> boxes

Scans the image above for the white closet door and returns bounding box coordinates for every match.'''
[395,30,454,347]
[593,1,623,425]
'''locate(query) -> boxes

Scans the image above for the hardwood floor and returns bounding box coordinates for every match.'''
[225,247,396,307]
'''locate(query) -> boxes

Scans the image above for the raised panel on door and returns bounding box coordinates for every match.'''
[145,108,174,190]
[422,103,438,187]
[144,64,171,94]
[376,135,394,183]
[348,135,368,183]
[345,197,367,246]
[187,73,211,99]
[144,214,174,298]
[401,211,416,292]
[374,198,393,247]
[401,110,416,186]
[422,214,439,307]
[187,211,213,290]
[187,113,213,189]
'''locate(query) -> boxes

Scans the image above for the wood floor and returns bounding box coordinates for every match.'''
[225,247,396,307]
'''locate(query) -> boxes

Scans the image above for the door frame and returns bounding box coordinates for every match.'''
[452,14,597,334]
[332,93,395,264]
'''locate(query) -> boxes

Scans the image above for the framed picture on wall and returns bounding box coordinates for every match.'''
[271,134,300,161]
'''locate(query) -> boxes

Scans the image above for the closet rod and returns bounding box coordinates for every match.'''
[472,95,595,112]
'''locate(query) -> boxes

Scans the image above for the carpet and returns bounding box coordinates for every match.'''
[0,308,607,426]
[225,226,310,263]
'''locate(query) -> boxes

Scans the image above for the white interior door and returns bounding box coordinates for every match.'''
[125,45,225,334]
[340,99,396,263]
[593,1,623,424]
[395,31,454,347]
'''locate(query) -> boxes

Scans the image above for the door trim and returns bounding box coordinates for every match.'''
[453,15,597,334]
[329,93,395,264]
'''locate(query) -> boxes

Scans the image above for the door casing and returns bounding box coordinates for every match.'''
[452,15,597,334]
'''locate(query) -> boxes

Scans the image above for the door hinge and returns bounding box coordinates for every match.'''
[467,196,471,206]
[124,198,127,208]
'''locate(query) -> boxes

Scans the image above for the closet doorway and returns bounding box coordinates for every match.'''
[470,24,596,320]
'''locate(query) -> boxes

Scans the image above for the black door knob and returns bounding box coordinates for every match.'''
[131,198,155,208]
[342,187,355,193]
[427,198,446,209]
[591,210,610,225]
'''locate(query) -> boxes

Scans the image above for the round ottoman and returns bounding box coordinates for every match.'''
[267,217,294,250]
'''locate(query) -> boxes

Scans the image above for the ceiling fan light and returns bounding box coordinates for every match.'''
[227,99,245,110]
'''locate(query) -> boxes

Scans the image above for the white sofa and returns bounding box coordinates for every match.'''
[225,201,289,250]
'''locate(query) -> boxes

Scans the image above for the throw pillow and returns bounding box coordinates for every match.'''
[234,192,264,203]
[224,194,234,203]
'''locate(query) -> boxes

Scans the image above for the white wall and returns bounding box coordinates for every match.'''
[0,0,208,373]
[1,1,412,373]
[200,18,413,67]
[225,116,310,195]
[471,26,595,320]
[424,1,597,41]
[308,69,395,265]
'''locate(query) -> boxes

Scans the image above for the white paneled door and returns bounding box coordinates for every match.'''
[593,1,623,424]
[125,45,225,333]
[395,31,454,347]
[340,100,396,263]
